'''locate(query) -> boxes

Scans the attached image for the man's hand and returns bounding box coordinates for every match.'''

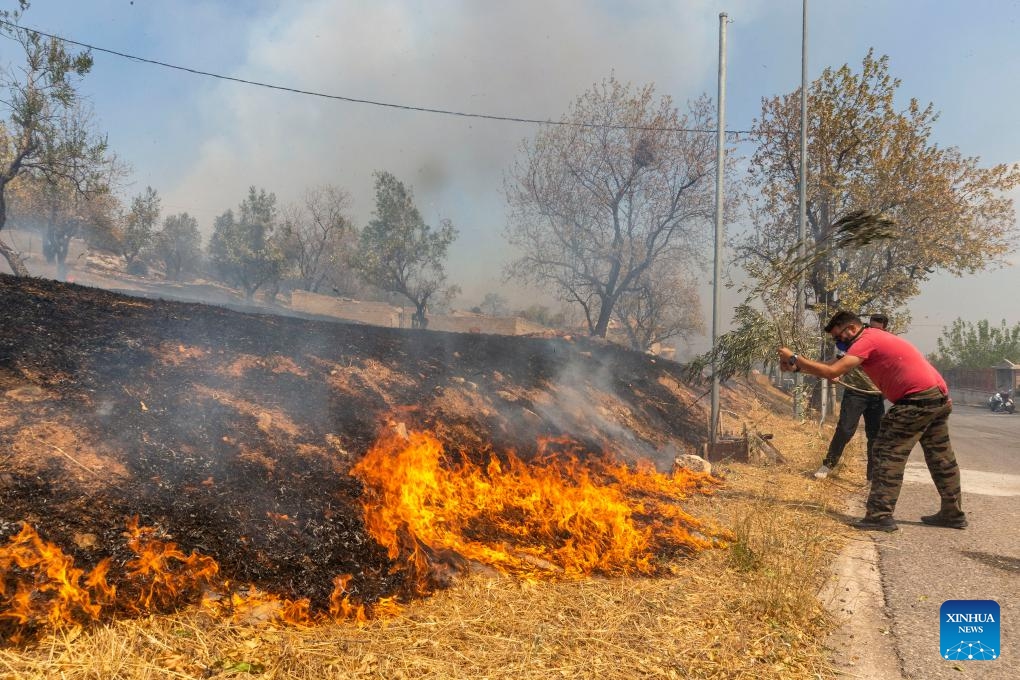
[777,348,862,381]
[777,347,797,372]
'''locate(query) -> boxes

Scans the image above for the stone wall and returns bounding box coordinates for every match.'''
[289,290,401,327]
[290,291,552,336]
[416,312,548,336]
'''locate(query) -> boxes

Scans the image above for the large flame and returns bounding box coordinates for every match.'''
[2,425,724,643]
[352,428,724,593]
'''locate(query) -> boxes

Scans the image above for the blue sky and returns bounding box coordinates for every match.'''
[2,0,1018,354]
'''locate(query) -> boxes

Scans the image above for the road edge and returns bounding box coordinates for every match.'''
[818,495,905,679]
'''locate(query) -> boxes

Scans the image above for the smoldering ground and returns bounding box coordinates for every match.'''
[0,273,713,636]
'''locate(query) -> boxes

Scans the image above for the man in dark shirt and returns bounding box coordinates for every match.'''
[813,314,887,481]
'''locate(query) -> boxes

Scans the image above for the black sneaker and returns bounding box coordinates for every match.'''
[852,516,898,532]
[920,512,968,529]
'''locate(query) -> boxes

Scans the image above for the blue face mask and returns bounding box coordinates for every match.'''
[835,339,851,353]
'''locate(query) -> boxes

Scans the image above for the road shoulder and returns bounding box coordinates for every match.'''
[818,495,904,678]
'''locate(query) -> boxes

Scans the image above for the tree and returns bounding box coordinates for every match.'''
[152,212,202,281]
[119,186,160,270]
[207,187,287,299]
[505,77,723,339]
[685,304,786,382]
[516,305,567,329]
[741,50,1020,332]
[77,191,121,254]
[7,174,76,276]
[280,185,357,293]
[478,292,509,316]
[355,171,458,328]
[38,182,81,280]
[0,3,108,276]
[7,171,117,280]
[612,261,703,352]
[929,319,1020,371]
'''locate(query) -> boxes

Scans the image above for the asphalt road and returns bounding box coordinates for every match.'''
[873,405,1020,679]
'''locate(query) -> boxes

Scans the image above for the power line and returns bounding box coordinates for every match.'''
[0,18,760,138]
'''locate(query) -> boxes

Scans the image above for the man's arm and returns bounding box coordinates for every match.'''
[777,347,862,380]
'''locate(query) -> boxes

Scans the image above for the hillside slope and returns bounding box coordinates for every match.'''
[1,273,724,628]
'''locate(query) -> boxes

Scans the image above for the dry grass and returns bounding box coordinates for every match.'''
[0,386,868,679]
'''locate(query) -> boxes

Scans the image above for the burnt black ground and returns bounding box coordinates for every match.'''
[0,273,712,629]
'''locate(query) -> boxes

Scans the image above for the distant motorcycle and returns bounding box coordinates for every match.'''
[988,391,1016,414]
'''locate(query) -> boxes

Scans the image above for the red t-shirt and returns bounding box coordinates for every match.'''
[846,328,948,402]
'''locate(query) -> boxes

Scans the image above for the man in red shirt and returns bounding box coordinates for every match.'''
[777,310,966,532]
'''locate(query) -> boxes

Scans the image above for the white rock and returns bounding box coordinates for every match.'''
[672,454,712,475]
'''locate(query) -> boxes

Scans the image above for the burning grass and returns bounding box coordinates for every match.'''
[0,395,859,679]
[2,424,727,643]
[1,276,863,676]
[354,427,726,592]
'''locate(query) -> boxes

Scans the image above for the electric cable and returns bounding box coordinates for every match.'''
[0,18,760,138]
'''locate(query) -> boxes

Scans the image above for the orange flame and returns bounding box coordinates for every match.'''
[351,428,724,593]
[2,426,722,642]
[1,520,379,642]
[122,517,219,613]
[0,523,112,630]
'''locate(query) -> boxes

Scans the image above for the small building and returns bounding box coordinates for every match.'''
[941,361,1020,406]
[993,360,1020,393]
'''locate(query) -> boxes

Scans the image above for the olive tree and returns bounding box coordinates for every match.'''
[355,171,458,329]
[207,187,287,300]
[6,170,118,281]
[153,212,202,281]
[0,3,108,275]
[118,186,160,270]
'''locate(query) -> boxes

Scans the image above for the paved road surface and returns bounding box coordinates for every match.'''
[873,405,1020,679]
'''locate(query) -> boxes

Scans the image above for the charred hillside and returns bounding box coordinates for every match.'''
[0,273,716,634]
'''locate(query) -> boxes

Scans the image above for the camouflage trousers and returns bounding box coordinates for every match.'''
[866,388,963,520]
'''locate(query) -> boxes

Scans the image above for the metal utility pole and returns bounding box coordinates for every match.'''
[710,12,728,448]
[794,0,808,419]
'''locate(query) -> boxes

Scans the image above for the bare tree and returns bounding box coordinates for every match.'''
[281,185,357,293]
[613,262,703,352]
[505,77,727,338]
